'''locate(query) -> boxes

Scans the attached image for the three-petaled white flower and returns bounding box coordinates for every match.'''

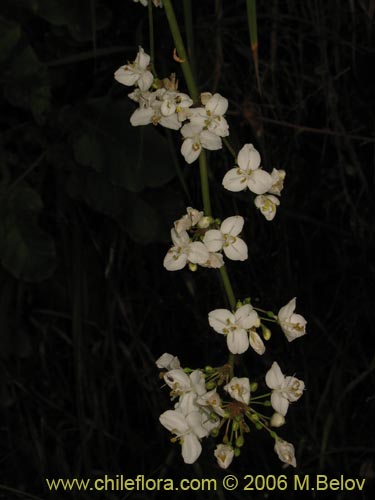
[189,92,230,138]
[278,297,307,342]
[180,123,222,164]
[222,144,273,195]
[159,410,208,464]
[163,229,209,271]
[274,438,297,467]
[203,216,248,262]
[265,361,305,416]
[114,47,153,92]
[214,444,235,469]
[224,377,251,405]
[208,304,259,354]
[128,88,182,130]
[174,207,204,234]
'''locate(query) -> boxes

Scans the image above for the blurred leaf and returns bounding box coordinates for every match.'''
[0,17,21,64]
[0,185,56,281]
[67,168,184,243]
[73,98,177,192]
[3,44,50,123]
[36,0,111,41]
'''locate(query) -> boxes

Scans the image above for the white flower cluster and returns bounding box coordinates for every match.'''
[208,297,307,355]
[114,47,229,163]
[223,143,286,221]
[156,353,304,469]
[163,207,248,271]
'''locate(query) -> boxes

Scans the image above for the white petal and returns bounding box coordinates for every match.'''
[181,433,202,464]
[114,67,139,87]
[159,410,189,433]
[274,439,296,467]
[188,241,209,264]
[171,228,190,247]
[135,47,151,70]
[208,309,235,334]
[205,93,228,116]
[137,70,154,91]
[164,369,191,392]
[247,169,273,195]
[227,329,249,354]
[278,298,297,322]
[271,392,289,416]
[181,138,201,164]
[234,304,256,329]
[223,237,248,261]
[203,230,224,253]
[186,411,209,439]
[249,330,266,355]
[163,250,187,271]
[222,168,248,192]
[221,215,244,236]
[159,113,181,130]
[130,107,154,126]
[237,143,261,171]
[265,361,285,390]
[156,353,180,370]
[200,130,222,151]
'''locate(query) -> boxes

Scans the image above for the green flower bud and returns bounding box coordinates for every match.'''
[188,263,198,272]
[232,420,239,432]
[205,366,214,373]
[206,381,216,390]
[234,447,241,457]
[211,427,220,437]
[235,435,245,447]
[250,382,258,392]
[255,422,263,430]
[264,400,272,407]
[261,324,272,340]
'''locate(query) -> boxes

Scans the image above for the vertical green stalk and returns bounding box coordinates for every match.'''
[162,0,199,102]
[148,1,156,75]
[163,0,238,373]
[246,0,261,94]
[183,0,196,79]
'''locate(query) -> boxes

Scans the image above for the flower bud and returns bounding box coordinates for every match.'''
[235,435,245,447]
[255,422,263,430]
[261,324,272,340]
[188,263,198,272]
[234,447,241,457]
[206,381,216,390]
[197,216,212,229]
[250,382,258,392]
[211,427,220,437]
[270,412,286,428]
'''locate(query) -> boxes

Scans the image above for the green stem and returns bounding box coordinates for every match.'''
[148,1,156,76]
[163,0,199,102]
[163,0,237,374]
[198,150,212,216]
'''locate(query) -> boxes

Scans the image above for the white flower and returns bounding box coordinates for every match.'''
[274,438,297,467]
[268,168,286,196]
[222,144,273,195]
[224,377,251,405]
[114,47,153,91]
[180,122,222,164]
[189,93,229,137]
[163,229,209,271]
[159,410,207,464]
[156,353,181,370]
[278,297,307,342]
[174,207,203,234]
[214,444,235,469]
[254,194,280,221]
[203,216,248,261]
[208,304,259,354]
[164,369,207,415]
[160,90,193,120]
[196,390,225,417]
[129,89,181,130]
[265,361,305,416]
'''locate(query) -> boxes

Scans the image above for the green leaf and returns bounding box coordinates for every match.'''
[0,185,57,281]
[36,0,111,41]
[73,98,177,192]
[0,17,21,64]
[3,44,50,123]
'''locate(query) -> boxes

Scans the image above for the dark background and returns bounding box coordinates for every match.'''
[0,0,374,498]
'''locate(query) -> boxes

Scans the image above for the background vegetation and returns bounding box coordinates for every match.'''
[0,0,374,498]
